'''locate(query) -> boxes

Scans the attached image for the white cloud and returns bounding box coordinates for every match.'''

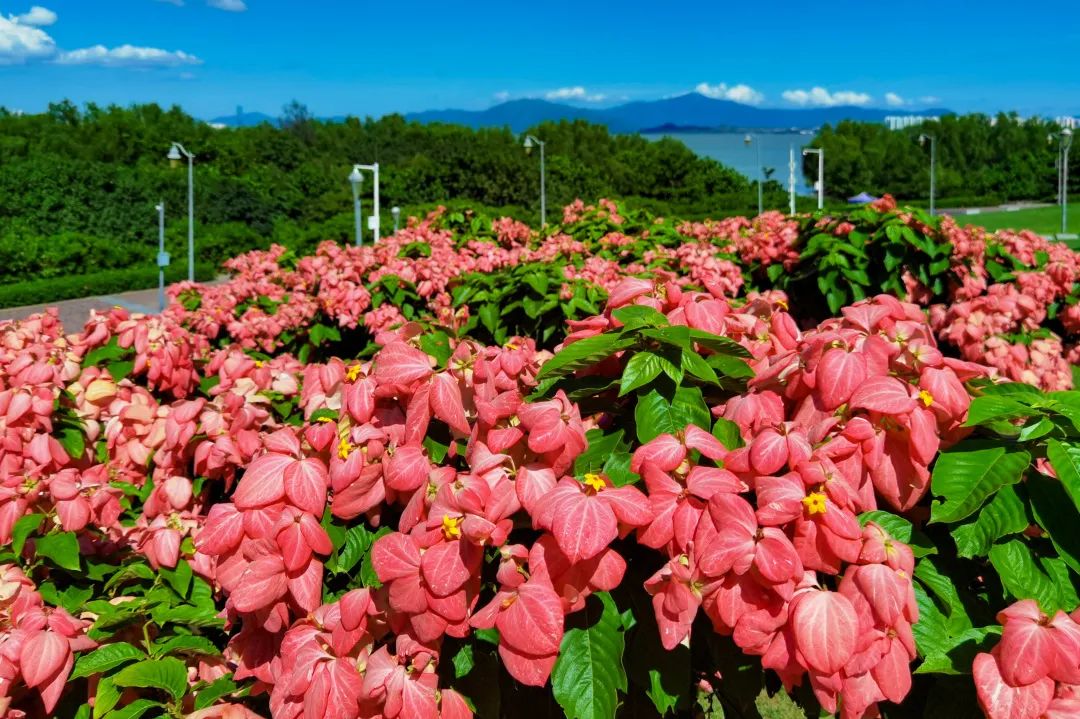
[55,44,201,67]
[493,90,510,102]
[782,87,871,107]
[695,81,764,105]
[207,0,246,11]
[918,95,941,105]
[15,6,56,26]
[0,12,56,63]
[544,86,607,103]
[885,92,907,107]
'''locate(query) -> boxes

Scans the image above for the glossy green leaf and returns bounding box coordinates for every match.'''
[72,642,146,680]
[952,485,1029,558]
[35,531,81,571]
[552,592,627,719]
[113,657,188,702]
[930,441,1030,524]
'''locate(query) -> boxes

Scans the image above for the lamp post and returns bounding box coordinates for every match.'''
[349,166,363,246]
[744,134,764,215]
[166,142,195,281]
[788,144,796,215]
[523,135,546,227]
[1059,128,1073,234]
[919,133,937,216]
[391,206,401,233]
[350,163,381,244]
[803,148,824,210]
[155,202,169,312]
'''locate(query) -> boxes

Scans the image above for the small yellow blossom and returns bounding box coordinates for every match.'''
[802,491,828,515]
[441,514,463,540]
[583,473,606,492]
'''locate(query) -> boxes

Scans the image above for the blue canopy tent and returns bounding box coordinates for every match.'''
[848,191,877,204]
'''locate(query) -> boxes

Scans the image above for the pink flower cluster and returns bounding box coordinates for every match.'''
[0,564,95,714]
[973,600,1080,719]
[565,280,978,717]
[677,211,800,271]
[929,220,1080,390]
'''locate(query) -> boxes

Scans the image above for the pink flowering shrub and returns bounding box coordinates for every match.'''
[0,200,1075,718]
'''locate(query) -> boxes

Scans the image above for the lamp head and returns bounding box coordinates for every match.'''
[391,206,400,216]
[1064,128,1074,138]
[348,166,363,185]
[154,203,163,212]
[524,136,535,154]
[167,143,182,168]
[744,134,752,145]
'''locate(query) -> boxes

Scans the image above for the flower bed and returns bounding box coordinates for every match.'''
[0,200,1076,719]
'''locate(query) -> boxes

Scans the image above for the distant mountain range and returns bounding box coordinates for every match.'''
[210,92,952,132]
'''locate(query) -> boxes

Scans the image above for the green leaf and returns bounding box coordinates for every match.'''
[1027,472,1080,574]
[857,510,913,542]
[82,338,126,368]
[988,539,1064,613]
[916,627,1001,675]
[72,642,147,679]
[551,592,628,719]
[35,531,81,571]
[11,513,44,556]
[55,422,87,461]
[536,334,632,382]
[1046,439,1080,514]
[419,331,453,367]
[711,418,743,450]
[929,441,1030,524]
[964,396,1040,426]
[452,643,475,679]
[159,560,193,599]
[612,305,668,329]
[361,527,392,588]
[687,329,752,358]
[103,698,163,719]
[952,485,1029,558]
[619,352,664,396]
[634,387,711,444]
[94,677,121,719]
[915,558,974,635]
[335,525,371,575]
[152,635,220,659]
[194,675,237,710]
[113,657,189,702]
[575,429,628,476]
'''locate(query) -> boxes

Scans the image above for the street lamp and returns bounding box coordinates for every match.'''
[803,148,824,210]
[167,142,195,281]
[349,165,363,246]
[155,202,169,313]
[349,163,381,245]
[919,133,937,216]
[788,144,796,215]
[1058,129,1073,234]
[523,135,546,227]
[391,206,401,233]
[744,134,763,216]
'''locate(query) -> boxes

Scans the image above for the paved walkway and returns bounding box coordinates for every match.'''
[0,286,166,330]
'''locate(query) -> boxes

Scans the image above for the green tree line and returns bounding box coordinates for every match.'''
[805,113,1076,205]
[0,100,781,289]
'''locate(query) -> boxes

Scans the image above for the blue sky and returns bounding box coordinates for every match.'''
[1,0,1078,119]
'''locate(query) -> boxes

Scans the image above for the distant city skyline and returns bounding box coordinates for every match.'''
[1,0,1078,118]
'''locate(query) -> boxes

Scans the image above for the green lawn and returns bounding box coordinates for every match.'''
[942,204,1080,236]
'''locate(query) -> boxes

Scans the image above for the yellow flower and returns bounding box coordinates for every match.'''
[337,437,355,460]
[441,514,463,540]
[583,473,606,492]
[346,364,363,382]
[918,390,934,407]
[802,491,828,515]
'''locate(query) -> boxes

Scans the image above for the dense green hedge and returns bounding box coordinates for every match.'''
[0,263,217,309]
[807,113,1074,202]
